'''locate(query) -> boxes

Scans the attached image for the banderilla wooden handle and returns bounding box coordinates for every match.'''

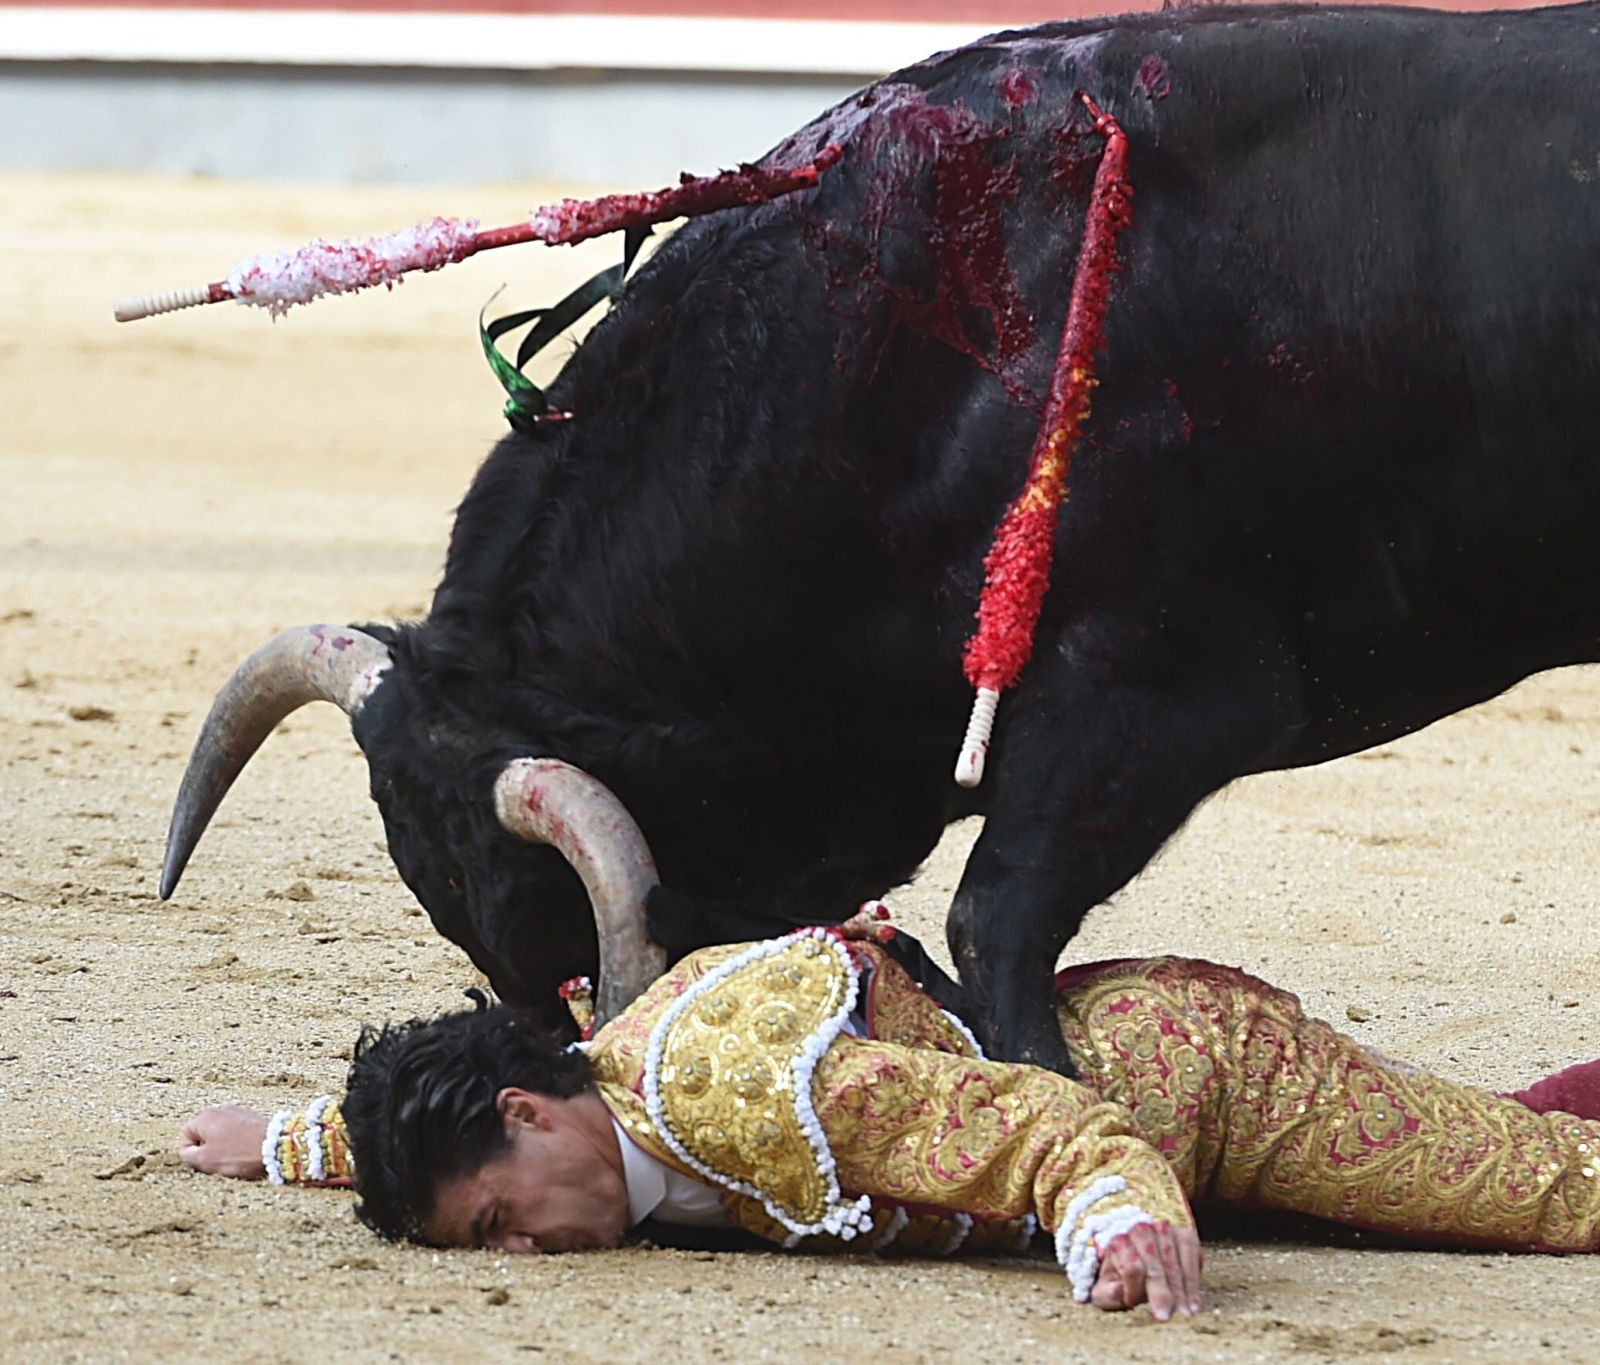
[114,282,232,323]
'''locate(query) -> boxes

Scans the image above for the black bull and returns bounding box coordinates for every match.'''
[166,4,1600,1073]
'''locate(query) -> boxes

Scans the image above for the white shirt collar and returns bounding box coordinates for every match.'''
[612,1117,668,1227]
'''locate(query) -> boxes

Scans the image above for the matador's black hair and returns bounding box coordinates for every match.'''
[342,1002,593,1242]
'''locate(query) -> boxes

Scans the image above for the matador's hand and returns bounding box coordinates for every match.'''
[179,1105,269,1180]
[1089,1219,1203,1320]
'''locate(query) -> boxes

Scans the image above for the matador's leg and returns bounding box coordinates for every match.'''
[1215,983,1600,1252]
[1054,959,1600,1252]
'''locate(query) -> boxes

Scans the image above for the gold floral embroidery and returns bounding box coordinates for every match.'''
[1132,1090,1178,1135]
[1057,957,1600,1252]
[592,945,1600,1261]
[1333,1073,1408,1159]
[652,934,854,1229]
[1169,1044,1215,1097]
[811,1035,1192,1237]
[594,943,1190,1256]
[860,951,983,1058]
[587,941,1600,1265]
[931,1076,1007,1175]
[1109,1016,1164,1065]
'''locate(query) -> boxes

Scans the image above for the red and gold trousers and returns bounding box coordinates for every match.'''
[1056,958,1600,1252]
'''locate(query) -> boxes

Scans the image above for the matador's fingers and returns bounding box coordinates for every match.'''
[176,1104,269,1180]
[1176,1225,1204,1315]
[1158,1221,1193,1314]
[1130,1221,1179,1321]
[1097,1230,1148,1312]
[177,1114,214,1171]
[1088,1245,1127,1311]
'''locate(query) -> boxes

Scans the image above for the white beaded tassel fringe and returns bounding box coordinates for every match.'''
[261,1108,292,1185]
[954,686,1000,787]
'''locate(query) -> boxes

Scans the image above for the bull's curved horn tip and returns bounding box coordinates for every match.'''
[157,623,391,905]
[157,862,182,901]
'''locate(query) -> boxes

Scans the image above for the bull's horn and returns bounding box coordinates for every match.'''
[493,757,666,1027]
[160,625,391,900]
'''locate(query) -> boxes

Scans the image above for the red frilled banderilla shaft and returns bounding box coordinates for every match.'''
[953,93,1134,788]
[112,147,844,322]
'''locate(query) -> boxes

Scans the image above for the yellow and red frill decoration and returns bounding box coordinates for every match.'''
[956,93,1135,786]
[560,974,597,1041]
[262,1095,354,1187]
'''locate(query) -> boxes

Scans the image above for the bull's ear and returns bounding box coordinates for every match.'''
[351,621,404,647]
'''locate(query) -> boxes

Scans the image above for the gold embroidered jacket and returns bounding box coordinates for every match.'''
[584,930,1193,1292]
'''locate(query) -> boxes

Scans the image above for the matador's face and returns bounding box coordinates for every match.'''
[423,1088,629,1254]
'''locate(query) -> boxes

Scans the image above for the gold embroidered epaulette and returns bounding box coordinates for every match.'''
[642,929,873,1242]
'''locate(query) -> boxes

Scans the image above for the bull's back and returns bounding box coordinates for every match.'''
[842,6,1600,764]
[449,6,1600,911]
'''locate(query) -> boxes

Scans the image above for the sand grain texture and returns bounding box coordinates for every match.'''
[2,173,1598,1363]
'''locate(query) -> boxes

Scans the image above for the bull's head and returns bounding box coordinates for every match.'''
[158,623,666,1029]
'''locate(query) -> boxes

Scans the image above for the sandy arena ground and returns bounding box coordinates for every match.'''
[3,172,1600,1364]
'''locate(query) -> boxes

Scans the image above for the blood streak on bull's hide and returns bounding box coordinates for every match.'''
[1163,378,1196,444]
[1132,53,1172,101]
[1000,67,1038,110]
[799,84,1042,403]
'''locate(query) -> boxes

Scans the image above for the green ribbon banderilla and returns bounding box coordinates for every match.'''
[479,224,651,434]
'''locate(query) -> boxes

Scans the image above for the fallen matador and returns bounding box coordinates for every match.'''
[182,928,1600,1320]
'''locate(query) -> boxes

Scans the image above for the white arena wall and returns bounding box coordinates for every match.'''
[0,6,1010,184]
[0,0,1535,185]
[0,59,870,184]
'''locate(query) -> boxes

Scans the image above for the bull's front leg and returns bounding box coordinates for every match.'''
[949,631,1291,1073]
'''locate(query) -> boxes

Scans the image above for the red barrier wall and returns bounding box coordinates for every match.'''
[0,0,1552,15]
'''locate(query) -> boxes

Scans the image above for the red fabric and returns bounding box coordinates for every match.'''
[965,502,1062,691]
[962,97,1133,694]
[0,0,1535,14]
[1053,957,1139,994]
[1505,1059,1600,1121]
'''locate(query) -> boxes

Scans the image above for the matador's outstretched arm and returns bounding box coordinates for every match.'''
[178,1098,353,1187]
[809,1035,1196,1304]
